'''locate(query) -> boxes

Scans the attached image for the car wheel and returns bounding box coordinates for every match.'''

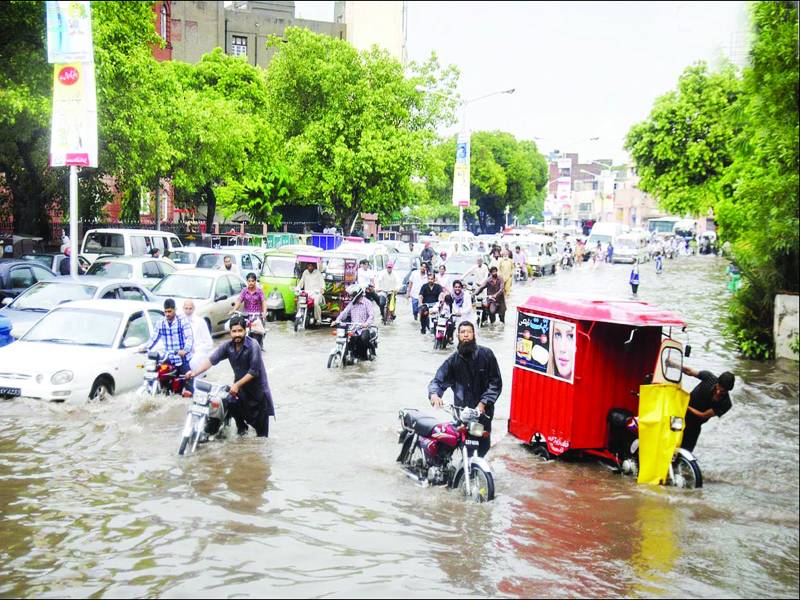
[90,376,114,402]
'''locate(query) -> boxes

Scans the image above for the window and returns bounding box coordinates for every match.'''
[241,254,253,270]
[215,277,231,300]
[148,310,165,329]
[250,254,262,271]
[131,236,149,256]
[30,265,56,282]
[160,3,168,40]
[83,232,124,255]
[9,267,34,289]
[121,312,149,348]
[156,262,175,277]
[87,261,133,279]
[102,289,118,299]
[119,287,146,302]
[227,276,244,294]
[232,35,247,57]
[143,262,162,279]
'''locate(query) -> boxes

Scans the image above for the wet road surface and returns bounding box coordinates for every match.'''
[0,255,797,597]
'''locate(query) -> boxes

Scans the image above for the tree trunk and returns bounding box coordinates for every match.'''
[12,140,50,239]
[205,185,216,233]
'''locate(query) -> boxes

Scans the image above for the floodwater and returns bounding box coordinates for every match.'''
[0,255,797,598]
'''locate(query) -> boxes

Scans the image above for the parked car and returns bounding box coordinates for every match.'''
[20,252,91,273]
[0,300,163,402]
[0,259,57,302]
[444,253,484,287]
[0,277,155,339]
[81,228,183,263]
[85,257,176,289]
[149,269,244,335]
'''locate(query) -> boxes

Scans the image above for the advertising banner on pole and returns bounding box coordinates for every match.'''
[49,62,98,167]
[451,131,470,207]
[46,1,94,64]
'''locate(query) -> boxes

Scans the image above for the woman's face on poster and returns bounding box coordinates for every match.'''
[552,321,576,379]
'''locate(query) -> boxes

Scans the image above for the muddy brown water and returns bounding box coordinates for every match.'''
[1,255,797,597]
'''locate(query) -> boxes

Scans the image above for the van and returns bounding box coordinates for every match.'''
[587,222,626,247]
[81,229,184,264]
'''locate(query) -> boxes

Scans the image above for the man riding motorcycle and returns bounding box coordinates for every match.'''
[295,261,326,324]
[332,285,376,360]
[474,266,506,324]
[374,261,401,321]
[142,298,195,395]
[418,272,444,335]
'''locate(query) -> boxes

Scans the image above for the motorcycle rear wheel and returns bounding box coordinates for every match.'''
[456,464,495,502]
[671,454,703,489]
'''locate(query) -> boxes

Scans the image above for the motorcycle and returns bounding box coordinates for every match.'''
[468,286,485,328]
[265,289,285,322]
[327,323,379,368]
[513,263,527,282]
[433,311,455,350]
[139,351,191,397]
[561,253,573,270]
[178,380,230,456]
[294,290,318,331]
[379,290,397,325]
[397,404,495,502]
[607,408,703,488]
[480,295,503,325]
[419,301,439,335]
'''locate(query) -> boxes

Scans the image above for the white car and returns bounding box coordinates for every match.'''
[194,248,264,276]
[84,256,177,289]
[0,300,163,402]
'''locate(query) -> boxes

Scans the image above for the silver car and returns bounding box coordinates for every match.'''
[149,269,244,335]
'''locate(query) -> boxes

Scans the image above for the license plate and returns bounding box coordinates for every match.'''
[191,405,209,416]
[0,387,21,397]
[298,297,307,306]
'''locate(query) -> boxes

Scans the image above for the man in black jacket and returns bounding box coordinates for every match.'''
[428,321,502,457]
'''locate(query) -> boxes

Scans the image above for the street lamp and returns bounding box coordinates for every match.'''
[416,85,515,238]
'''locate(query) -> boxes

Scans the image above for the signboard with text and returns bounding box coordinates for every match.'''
[49,62,98,167]
[46,1,94,63]
[451,131,470,207]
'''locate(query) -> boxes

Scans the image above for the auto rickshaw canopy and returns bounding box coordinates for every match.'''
[519,294,686,328]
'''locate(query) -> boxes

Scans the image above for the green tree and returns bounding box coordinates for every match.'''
[625,62,741,222]
[263,27,457,232]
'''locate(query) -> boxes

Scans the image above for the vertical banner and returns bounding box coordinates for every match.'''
[451,130,470,207]
[46,1,94,63]
[49,62,98,167]
[515,312,576,384]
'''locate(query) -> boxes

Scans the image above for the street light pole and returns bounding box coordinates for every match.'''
[416,85,515,239]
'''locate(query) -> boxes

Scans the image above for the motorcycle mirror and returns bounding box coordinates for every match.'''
[684,344,692,358]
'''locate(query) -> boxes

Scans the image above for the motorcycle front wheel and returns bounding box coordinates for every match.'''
[456,464,495,502]
[671,454,703,489]
[327,351,341,369]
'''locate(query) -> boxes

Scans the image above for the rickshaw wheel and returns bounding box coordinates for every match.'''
[529,444,551,461]
[672,454,703,489]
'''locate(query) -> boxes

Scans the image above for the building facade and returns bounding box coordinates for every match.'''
[334,1,408,63]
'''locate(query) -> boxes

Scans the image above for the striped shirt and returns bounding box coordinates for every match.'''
[146,315,194,366]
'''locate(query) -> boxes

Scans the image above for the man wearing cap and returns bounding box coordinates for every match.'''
[679,365,735,452]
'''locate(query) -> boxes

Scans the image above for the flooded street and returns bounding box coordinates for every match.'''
[1,256,797,598]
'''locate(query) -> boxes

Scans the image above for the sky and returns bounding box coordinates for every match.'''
[295,1,750,164]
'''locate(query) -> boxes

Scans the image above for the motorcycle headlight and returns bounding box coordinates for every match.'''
[670,416,684,431]
[51,370,74,385]
[468,421,485,437]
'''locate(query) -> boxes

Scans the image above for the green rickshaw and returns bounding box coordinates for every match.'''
[260,245,325,321]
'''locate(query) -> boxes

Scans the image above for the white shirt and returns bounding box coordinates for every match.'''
[375,269,401,292]
[436,272,452,292]
[409,270,429,297]
[188,313,213,358]
[451,291,474,325]
[357,267,375,288]
[297,268,325,294]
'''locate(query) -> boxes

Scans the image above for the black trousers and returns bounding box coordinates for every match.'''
[352,329,372,359]
[681,422,701,452]
[228,390,270,437]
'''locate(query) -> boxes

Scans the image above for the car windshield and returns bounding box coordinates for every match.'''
[617,238,638,249]
[169,250,198,265]
[262,256,296,278]
[11,282,96,311]
[22,308,122,347]
[21,255,52,268]
[152,274,212,299]
[196,254,232,269]
[86,261,133,278]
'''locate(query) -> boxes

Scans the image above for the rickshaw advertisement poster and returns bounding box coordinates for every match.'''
[343,259,357,284]
[515,312,576,384]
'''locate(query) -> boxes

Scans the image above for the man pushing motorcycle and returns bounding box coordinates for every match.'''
[186,315,275,437]
[429,321,503,457]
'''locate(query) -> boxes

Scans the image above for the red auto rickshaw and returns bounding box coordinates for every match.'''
[510,294,703,488]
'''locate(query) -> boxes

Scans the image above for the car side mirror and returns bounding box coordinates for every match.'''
[123,337,143,349]
[215,294,227,302]
[684,344,691,358]
[1,297,12,307]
